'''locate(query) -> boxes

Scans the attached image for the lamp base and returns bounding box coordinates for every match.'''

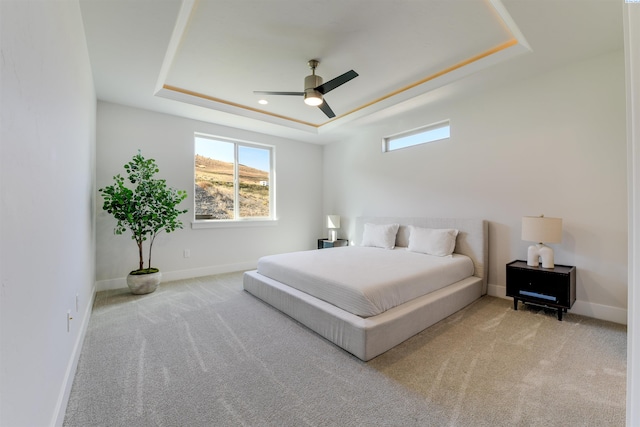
[527,243,555,268]
[329,229,337,242]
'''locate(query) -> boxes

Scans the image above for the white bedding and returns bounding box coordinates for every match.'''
[256,246,475,317]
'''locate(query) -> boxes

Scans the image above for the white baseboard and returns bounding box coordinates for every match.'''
[53,283,96,427]
[488,284,627,325]
[488,283,508,299]
[95,261,258,292]
[570,300,628,325]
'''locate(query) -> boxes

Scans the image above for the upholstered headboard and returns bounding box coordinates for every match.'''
[354,217,489,294]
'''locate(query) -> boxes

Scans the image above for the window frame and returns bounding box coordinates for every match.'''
[192,132,276,228]
[382,120,451,153]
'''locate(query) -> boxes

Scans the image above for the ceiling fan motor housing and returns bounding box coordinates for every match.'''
[304,74,323,105]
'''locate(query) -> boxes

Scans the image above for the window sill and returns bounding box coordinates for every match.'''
[191,219,279,229]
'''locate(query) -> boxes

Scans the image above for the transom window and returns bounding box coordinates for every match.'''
[194,133,275,221]
[383,120,450,152]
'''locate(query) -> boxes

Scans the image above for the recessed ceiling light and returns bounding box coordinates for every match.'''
[258,99,268,105]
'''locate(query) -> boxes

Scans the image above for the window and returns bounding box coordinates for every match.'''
[194,134,275,222]
[383,120,450,152]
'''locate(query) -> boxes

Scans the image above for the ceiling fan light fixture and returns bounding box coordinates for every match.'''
[252,59,357,118]
[304,72,324,106]
[304,90,323,106]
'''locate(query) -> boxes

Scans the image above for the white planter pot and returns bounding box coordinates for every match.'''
[126,271,162,295]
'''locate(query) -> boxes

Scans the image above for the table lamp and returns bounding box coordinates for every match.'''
[521,215,562,268]
[327,215,340,242]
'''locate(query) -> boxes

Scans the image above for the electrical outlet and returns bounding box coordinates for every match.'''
[184,249,190,258]
[67,310,73,332]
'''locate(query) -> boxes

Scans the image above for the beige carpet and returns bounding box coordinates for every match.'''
[64,272,626,426]
[370,293,626,426]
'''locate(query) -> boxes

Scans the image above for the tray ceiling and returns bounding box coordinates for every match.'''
[80,0,623,143]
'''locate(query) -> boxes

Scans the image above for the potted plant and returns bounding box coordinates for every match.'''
[99,151,188,294]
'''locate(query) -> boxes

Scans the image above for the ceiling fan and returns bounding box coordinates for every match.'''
[254,60,358,119]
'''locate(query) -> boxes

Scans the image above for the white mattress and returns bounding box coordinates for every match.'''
[256,246,475,317]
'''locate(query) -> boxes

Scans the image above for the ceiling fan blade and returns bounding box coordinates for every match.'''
[253,91,305,96]
[318,100,336,118]
[315,70,358,94]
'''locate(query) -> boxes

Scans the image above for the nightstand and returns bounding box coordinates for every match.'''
[317,239,348,249]
[506,260,576,321]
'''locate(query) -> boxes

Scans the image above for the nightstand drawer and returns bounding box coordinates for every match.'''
[317,239,348,249]
[506,260,576,320]
[507,268,570,304]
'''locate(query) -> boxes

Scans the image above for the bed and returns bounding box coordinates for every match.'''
[243,217,488,361]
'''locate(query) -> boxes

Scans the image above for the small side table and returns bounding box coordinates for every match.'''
[317,239,349,249]
[506,260,576,321]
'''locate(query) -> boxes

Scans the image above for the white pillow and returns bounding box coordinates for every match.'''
[408,226,459,257]
[361,223,400,250]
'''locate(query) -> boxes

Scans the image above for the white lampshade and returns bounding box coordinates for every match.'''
[522,215,562,268]
[327,215,340,229]
[522,215,562,243]
[327,215,340,242]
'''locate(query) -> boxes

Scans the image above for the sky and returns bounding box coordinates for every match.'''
[387,124,450,151]
[195,136,270,172]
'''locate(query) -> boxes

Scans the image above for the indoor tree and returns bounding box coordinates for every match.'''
[99,151,188,275]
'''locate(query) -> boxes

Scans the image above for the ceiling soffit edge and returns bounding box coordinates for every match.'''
[153,0,531,134]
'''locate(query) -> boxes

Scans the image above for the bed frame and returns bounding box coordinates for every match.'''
[243,217,488,361]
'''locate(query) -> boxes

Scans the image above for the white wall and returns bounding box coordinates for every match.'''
[95,102,323,289]
[324,50,627,324]
[625,2,640,424]
[0,1,96,426]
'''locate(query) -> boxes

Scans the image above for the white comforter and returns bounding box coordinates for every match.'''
[256,246,475,317]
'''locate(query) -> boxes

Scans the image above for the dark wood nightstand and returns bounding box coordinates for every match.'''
[317,239,348,249]
[506,260,576,321]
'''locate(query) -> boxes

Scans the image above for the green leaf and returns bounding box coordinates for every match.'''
[99,150,188,269]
